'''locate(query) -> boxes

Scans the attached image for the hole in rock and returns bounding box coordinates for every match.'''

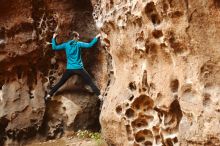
[62,107,66,111]
[101,21,115,34]
[169,11,183,18]
[134,142,140,146]
[71,0,93,11]
[116,105,122,114]
[131,94,154,110]
[132,114,154,129]
[0,117,9,137]
[165,138,173,146]
[142,70,148,88]
[144,141,152,146]
[135,129,153,143]
[145,2,161,25]
[125,108,135,118]
[170,79,179,92]
[155,135,161,144]
[129,81,137,91]
[204,82,213,88]
[214,0,220,8]
[135,104,140,110]
[163,2,169,13]
[145,2,155,13]
[170,42,187,54]
[152,29,163,38]
[0,27,5,40]
[133,17,143,27]
[142,87,147,92]
[173,137,178,143]
[129,95,134,101]
[164,114,176,126]
[151,14,161,24]
[131,117,148,128]
[16,66,23,79]
[170,99,183,128]
[126,125,132,135]
[149,83,156,89]
[145,42,158,55]
[203,93,211,106]
[29,91,34,99]
[136,136,145,142]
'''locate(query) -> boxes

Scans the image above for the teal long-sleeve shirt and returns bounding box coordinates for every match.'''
[51,37,98,69]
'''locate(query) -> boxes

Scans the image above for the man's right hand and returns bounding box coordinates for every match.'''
[96,34,101,39]
[53,33,58,39]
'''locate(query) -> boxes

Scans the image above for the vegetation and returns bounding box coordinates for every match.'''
[76,130,104,146]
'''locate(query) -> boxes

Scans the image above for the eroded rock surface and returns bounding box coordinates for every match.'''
[93,0,220,145]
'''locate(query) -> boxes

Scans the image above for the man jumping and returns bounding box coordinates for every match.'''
[45,31,102,101]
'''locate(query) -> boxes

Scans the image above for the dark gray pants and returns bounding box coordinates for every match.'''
[49,69,100,96]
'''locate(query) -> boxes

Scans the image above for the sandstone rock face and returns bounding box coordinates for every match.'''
[0,0,108,145]
[94,0,220,145]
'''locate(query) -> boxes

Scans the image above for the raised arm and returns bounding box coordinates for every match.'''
[77,37,98,49]
[51,34,66,50]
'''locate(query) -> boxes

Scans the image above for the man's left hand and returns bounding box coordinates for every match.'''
[96,34,101,39]
[53,33,58,38]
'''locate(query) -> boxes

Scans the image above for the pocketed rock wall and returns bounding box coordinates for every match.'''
[93,0,220,145]
[0,0,108,145]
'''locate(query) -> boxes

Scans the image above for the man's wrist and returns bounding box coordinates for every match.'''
[96,34,101,38]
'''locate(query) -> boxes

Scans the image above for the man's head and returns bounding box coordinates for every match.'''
[71,31,80,41]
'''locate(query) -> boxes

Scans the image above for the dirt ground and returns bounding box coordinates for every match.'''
[25,137,108,146]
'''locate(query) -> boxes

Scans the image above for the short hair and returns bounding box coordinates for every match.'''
[70,31,79,40]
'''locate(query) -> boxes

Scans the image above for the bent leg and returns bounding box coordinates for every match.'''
[48,70,72,96]
[78,69,100,96]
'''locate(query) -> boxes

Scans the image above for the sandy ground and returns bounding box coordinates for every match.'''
[25,138,107,146]
[24,132,108,146]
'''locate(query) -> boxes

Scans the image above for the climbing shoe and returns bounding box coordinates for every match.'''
[98,95,104,101]
[44,94,51,101]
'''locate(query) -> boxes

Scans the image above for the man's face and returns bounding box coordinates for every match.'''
[73,33,79,40]
[76,35,80,40]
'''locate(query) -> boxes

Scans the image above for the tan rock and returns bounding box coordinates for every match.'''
[95,0,220,145]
